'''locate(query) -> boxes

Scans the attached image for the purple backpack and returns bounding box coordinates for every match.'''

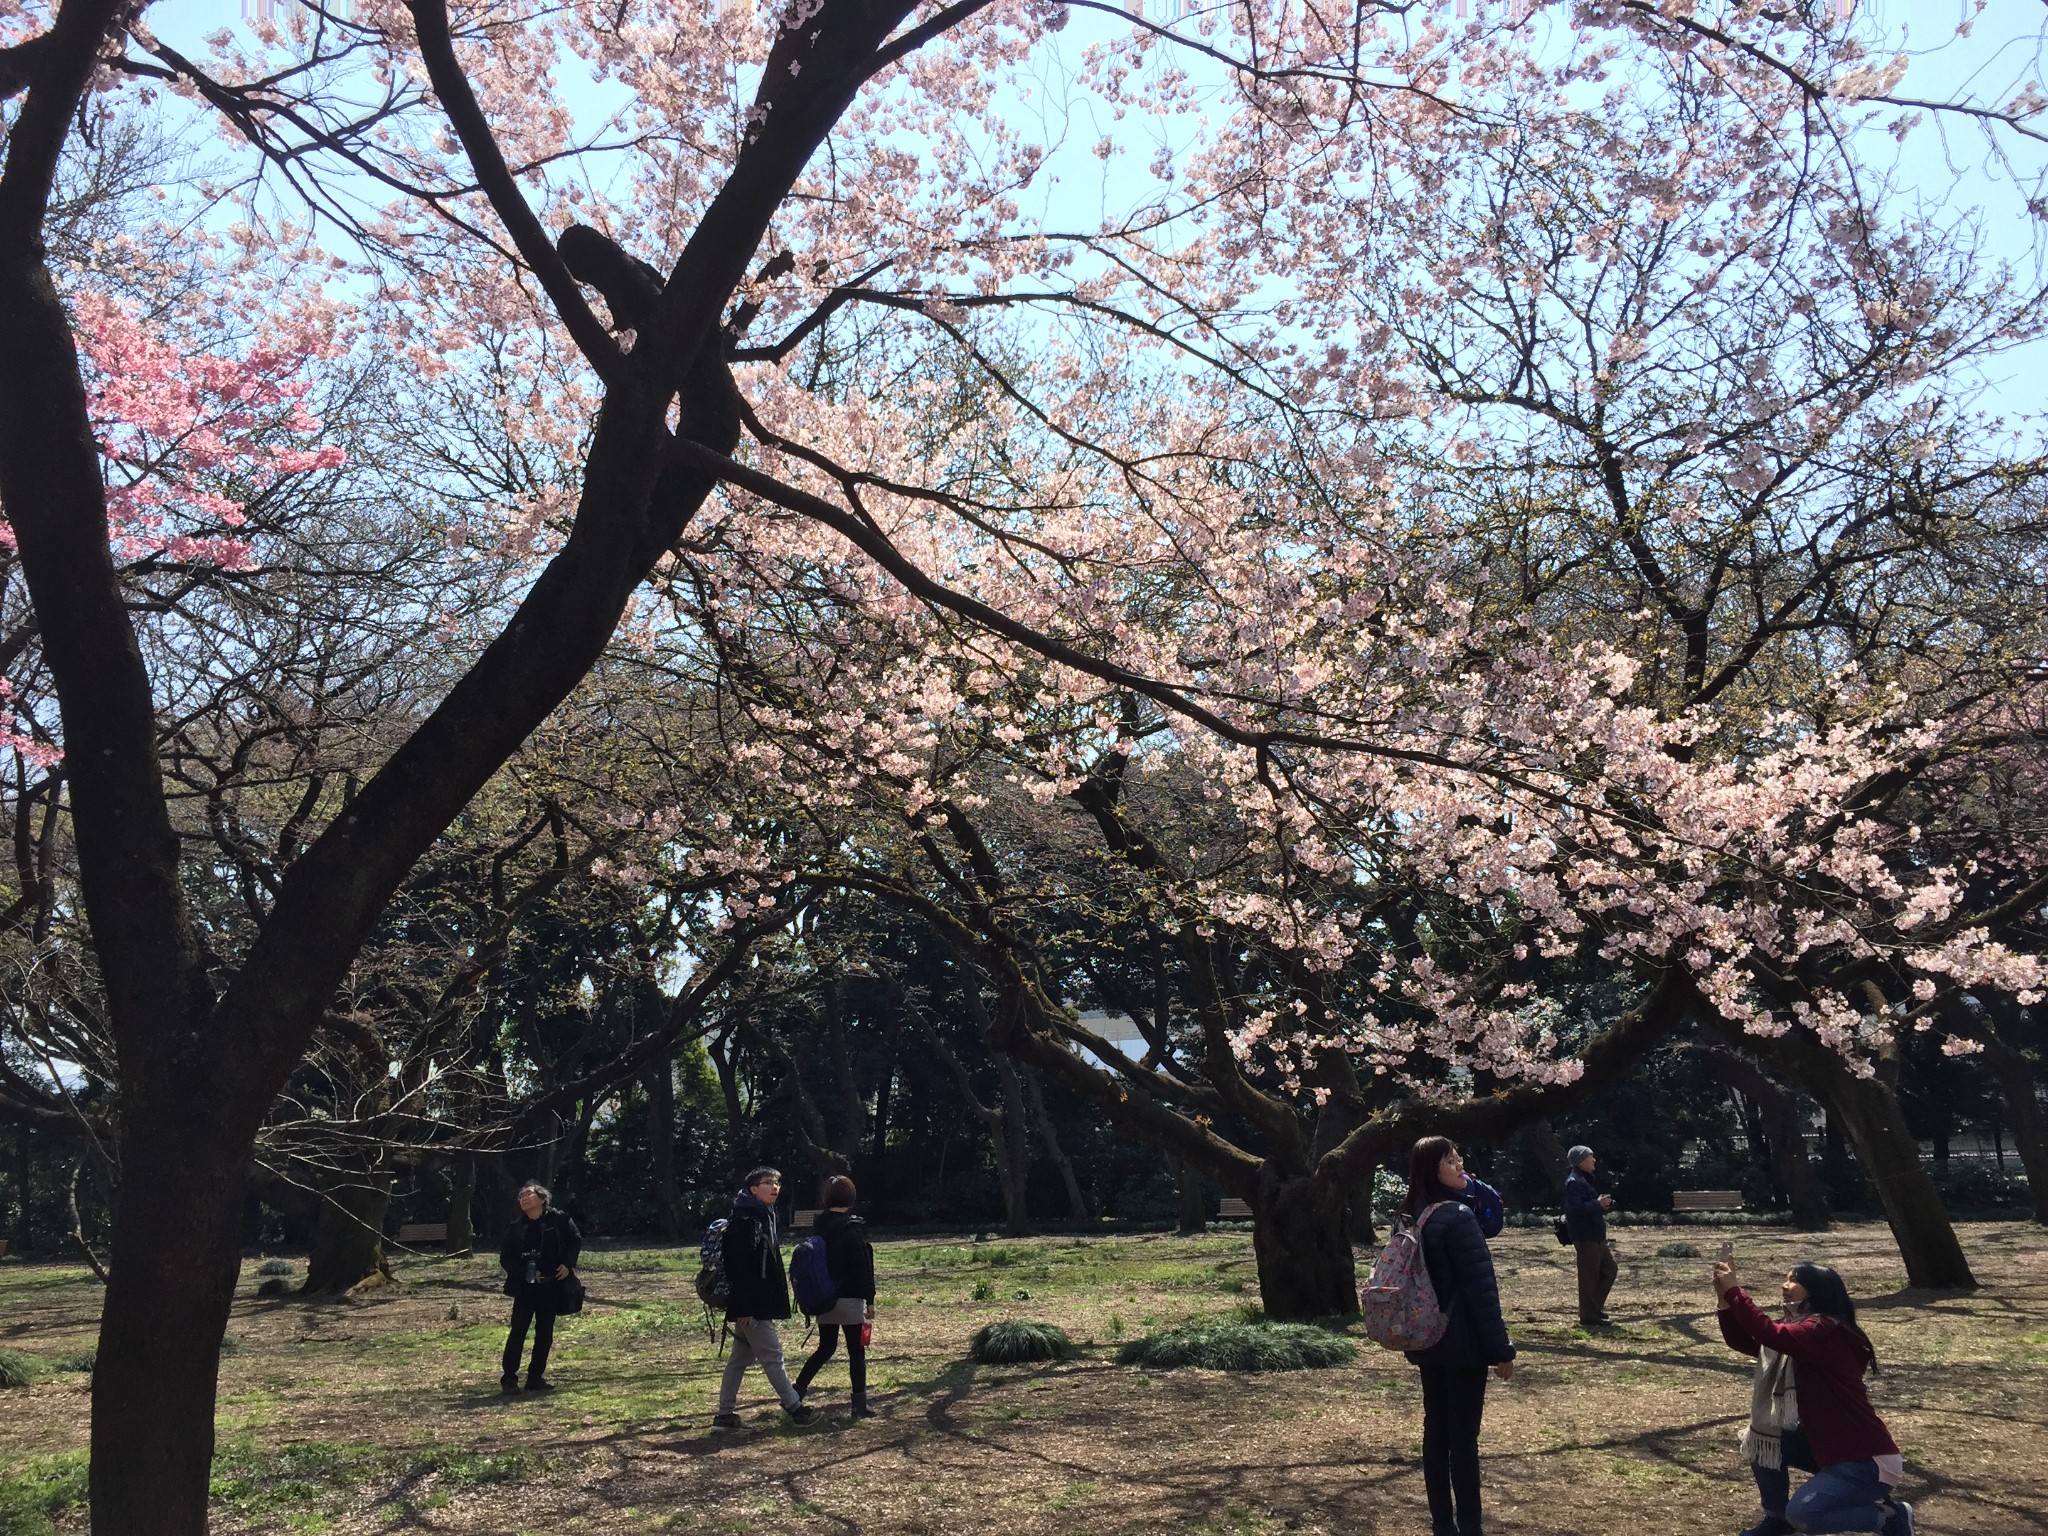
[789,1233,839,1317]
[1360,1202,1452,1351]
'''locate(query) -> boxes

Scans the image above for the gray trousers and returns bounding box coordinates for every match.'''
[1575,1239,1618,1322]
[719,1318,799,1413]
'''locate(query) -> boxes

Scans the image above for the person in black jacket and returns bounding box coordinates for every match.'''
[498,1180,581,1394]
[713,1167,817,1428]
[792,1174,879,1418]
[1402,1136,1516,1536]
[1563,1144,1617,1326]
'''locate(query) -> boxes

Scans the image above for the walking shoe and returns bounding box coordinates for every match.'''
[710,1412,743,1430]
[1738,1515,1792,1536]
[524,1377,555,1393]
[499,1375,520,1395]
[785,1403,819,1425]
[1881,1501,1915,1536]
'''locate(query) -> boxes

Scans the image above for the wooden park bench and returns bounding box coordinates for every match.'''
[396,1222,449,1245]
[791,1209,820,1230]
[1671,1191,1743,1214]
[1216,1198,1253,1221]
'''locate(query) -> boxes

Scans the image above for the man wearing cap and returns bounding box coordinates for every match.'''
[1563,1145,1617,1326]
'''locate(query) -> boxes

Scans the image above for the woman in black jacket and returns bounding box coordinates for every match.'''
[793,1175,879,1418]
[1402,1137,1516,1536]
[498,1180,581,1394]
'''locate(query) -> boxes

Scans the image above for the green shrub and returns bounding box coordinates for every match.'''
[970,1320,1072,1364]
[256,1258,295,1277]
[257,1277,290,1297]
[53,1349,96,1374]
[219,1334,241,1356]
[1116,1320,1356,1373]
[0,1349,40,1388]
[969,1277,997,1302]
[1656,1241,1702,1259]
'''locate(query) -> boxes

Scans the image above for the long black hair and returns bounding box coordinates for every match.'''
[1792,1262,1877,1371]
[1403,1136,1458,1218]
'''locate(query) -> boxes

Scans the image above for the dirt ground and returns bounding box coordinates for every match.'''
[3,1220,2045,1535]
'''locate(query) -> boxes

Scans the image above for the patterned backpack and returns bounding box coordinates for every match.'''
[694,1218,731,1309]
[1359,1202,1452,1351]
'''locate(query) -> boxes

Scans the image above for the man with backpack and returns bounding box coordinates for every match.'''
[711,1167,817,1429]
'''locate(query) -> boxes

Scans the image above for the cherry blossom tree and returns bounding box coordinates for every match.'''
[4,0,2047,1527]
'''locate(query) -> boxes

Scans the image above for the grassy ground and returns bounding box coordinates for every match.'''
[3,1220,2045,1534]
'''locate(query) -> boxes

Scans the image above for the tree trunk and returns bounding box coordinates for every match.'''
[1759,1094,1830,1233]
[994,1055,1034,1237]
[1779,1049,1974,1288]
[870,1063,894,1156]
[822,978,867,1159]
[645,1055,685,1241]
[1026,1069,1090,1221]
[90,1121,245,1536]
[1693,1048,1830,1230]
[1251,1172,1355,1319]
[1521,1119,1571,1195]
[1958,1009,2048,1225]
[445,1154,477,1255]
[13,1125,32,1251]
[1826,1071,1972,1286]
[710,1030,751,1184]
[1176,1158,1206,1236]
[300,1175,393,1295]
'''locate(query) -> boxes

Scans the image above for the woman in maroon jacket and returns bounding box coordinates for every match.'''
[1713,1258,1913,1536]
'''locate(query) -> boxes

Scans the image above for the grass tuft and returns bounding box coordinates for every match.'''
[0,1348,40,1388]
[1116,1319,1356,1372]
[1656,1241,1702,1259]
[53,1349,96,1373]
[257,1277,291,1297]
[970,1320,1072,1364]
[0,1451,90,1535]
[255,1258,295,1277]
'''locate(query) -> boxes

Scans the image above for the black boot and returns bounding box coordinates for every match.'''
[850,1393,877,1419]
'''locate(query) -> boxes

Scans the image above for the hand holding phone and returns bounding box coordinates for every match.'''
[1719,1240,1735,1264]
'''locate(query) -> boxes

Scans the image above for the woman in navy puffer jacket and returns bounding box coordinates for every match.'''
[1402,1137,1516,1536]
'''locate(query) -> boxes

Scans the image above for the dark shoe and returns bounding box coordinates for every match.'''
[850,1396,878,1419]
[1739,1515,1792,1536]
[499,1375,520,1395]
[711,1412,742,1430]
[1882,1501,1915,1536]
[785,1403,818,1425]
[524,1377,555,1393]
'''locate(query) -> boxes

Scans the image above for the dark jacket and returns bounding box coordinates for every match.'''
[1450,1175,1505,1239]
[498,1209,582,1301]
[1404,1200,1515,1371]
[721,1190,790,1321]
[1718,1288,1899,1468]
[813,1209,876,1303]
[1563,1169,1607,1243]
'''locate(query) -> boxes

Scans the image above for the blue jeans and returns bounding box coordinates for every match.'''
[1752,1428,1889,1532]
